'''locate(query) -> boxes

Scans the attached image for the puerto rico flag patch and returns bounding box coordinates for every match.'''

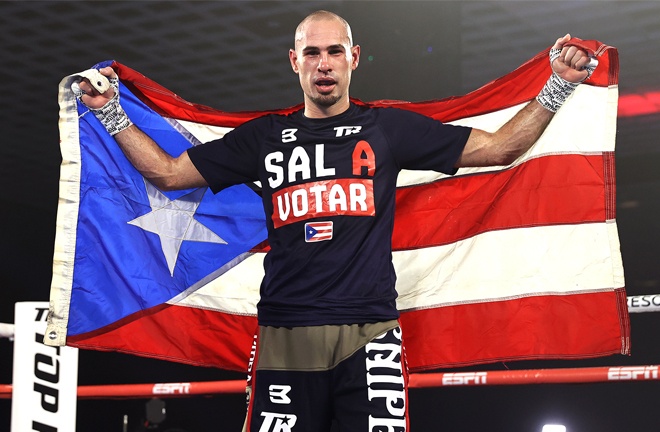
[305,221,333,242]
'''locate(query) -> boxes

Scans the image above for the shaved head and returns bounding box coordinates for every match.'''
[294,10,353,49]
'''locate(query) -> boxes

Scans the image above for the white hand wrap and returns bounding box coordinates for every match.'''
[535,72,579,113]
[72,70,133,136]
[536,47,597,113]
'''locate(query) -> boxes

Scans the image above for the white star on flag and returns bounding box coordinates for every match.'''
[128,179,227,276]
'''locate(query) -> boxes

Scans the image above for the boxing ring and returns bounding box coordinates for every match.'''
[2,364,660,401]
[2,295,659,423]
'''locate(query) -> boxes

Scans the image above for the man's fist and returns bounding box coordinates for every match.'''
[73,67,117,109]
[551,34,596,83]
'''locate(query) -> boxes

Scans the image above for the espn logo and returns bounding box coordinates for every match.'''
[608,366,659,381]
[152,382,191,394]
[442,372,487,385]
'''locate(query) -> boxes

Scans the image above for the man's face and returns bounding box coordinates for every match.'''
[289,18,360,117]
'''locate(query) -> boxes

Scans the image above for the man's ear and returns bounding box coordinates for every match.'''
[351,45,361,70]
[289,49,300,73]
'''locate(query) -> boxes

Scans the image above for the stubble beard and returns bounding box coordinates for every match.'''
[310,92,342,108]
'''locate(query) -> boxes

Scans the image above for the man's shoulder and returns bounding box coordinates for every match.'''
[362,104,433,126]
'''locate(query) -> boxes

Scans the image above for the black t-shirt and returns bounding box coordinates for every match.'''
[187,103,471,326]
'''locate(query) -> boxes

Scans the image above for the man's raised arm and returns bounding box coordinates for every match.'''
[456,34,595,168]
[75,67,207,191]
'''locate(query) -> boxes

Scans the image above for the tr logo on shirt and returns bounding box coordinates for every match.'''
[334,125,362,137]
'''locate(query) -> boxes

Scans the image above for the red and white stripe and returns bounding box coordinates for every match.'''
[63,40,628,372]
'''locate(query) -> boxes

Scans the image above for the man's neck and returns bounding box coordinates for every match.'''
[303,97,351,119]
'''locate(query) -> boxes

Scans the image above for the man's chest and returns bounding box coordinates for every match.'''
[256,122,396,228]
[259,123,393,189]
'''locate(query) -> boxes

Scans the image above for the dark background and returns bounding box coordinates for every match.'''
[1,1,659,431]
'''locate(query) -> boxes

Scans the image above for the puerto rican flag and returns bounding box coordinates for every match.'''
[46,39,629,372]
[305,222,333,242]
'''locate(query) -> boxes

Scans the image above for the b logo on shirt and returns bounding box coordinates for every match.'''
[282,128,298,143]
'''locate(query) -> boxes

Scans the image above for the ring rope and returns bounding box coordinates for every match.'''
[1,365,658,400]
[2,295,657,400]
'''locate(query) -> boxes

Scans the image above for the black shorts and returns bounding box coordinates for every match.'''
[243,320,409,432]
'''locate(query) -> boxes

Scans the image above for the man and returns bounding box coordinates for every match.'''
[74,10,594,432]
